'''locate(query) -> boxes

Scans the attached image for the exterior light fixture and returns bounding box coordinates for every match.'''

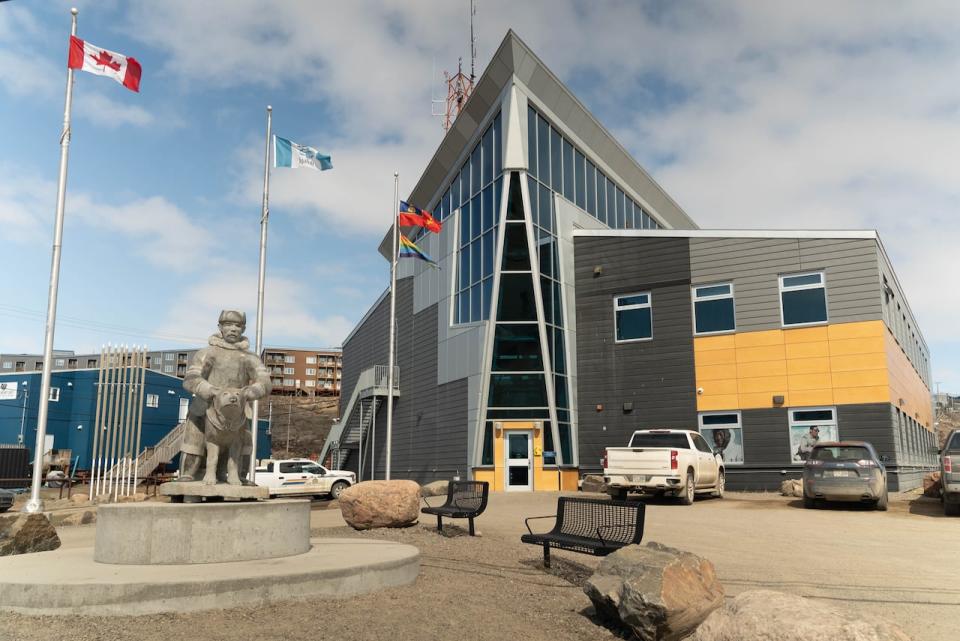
[595,403,603,412]
[772,395,785,405]
[593,266,603,277]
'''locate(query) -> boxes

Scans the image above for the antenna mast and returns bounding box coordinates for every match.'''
[434,0,477,132]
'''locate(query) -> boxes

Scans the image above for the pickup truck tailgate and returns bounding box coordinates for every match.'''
[607,448,673,474]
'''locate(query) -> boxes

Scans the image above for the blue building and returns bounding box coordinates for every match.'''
[0,368,270,473]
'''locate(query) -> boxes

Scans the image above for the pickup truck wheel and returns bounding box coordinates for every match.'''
[713,471,725,498]
[803,496,815,509]
[330,481,349,500]
[680,471,695,505]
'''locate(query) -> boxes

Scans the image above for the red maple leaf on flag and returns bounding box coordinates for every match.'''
[89,50,121,71]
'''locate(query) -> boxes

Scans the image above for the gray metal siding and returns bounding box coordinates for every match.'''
[341,278,469,482]
[573,236,698,474]
[689,237,882,333]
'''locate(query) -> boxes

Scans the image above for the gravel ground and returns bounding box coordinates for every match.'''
[1,489,957,641]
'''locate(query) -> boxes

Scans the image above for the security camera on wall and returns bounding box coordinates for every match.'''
[696,387,704,395]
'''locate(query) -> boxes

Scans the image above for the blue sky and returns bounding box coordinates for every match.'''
[2,1,959,391]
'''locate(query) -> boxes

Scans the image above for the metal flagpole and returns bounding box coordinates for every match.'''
[385,172,399,480]
[25,7,79,514]
[250,104,272,483]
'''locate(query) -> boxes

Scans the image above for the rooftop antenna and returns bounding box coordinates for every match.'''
[434,0,477,132]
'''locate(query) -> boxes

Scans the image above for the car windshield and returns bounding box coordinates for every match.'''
[628,432,690,449]
[947,433,960,451]
[811,446,871,462]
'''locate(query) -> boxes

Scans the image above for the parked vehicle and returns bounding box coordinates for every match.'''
[940,429,960,516]
[603,429,724,505]
[254,458,355,499]
[0,488,13,513]
[802,441,888,510]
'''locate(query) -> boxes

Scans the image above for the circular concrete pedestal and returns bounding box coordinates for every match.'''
[95,499,310,564]
[0,538,420,615]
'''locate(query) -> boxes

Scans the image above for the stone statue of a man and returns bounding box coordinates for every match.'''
[179,310,271,484]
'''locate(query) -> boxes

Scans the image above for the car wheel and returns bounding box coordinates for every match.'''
[713,471,725,499]
[330,481,348,500]
[803,496,815,509]
[680,471,695,505]
[946,502,960,517]
[876,489,888,511]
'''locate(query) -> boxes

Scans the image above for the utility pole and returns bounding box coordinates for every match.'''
[285,399,292,458]
[18,382,29,446]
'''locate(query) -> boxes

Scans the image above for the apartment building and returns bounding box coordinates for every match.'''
[261,347,343,396]
[0,349,200,379]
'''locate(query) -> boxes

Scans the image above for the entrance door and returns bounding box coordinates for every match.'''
[505,431,533,491]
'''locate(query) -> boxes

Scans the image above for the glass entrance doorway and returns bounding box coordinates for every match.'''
[505,431,533,491]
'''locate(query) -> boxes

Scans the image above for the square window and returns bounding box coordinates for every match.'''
[614,292,652,342]
[48,387,60,402]
[699,412,743,465]
[284,355,296,363]
[146,393,159,408]
[693,283,736,334]
[165,353,174,361]
[780,272,827,326]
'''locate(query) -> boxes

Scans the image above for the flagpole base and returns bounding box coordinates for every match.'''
[23,499,44,514]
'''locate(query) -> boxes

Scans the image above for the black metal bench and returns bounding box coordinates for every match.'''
[421,480,489,536]
[520,496,645,568]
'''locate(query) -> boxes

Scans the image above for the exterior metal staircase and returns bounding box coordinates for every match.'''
[320,365,399,470]
[100,421,185,486]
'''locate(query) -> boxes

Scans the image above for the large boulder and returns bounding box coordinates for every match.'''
[923,472,942,498]
[580,474,607,494]
[340,480,420,530]
[780,479,804,497]
[584,542,724,641]
[0,513,61,556]
[420,480,449,497]
[690,590,912,641]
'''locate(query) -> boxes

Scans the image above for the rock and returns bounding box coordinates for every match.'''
[780,479,804,497]
[48,509,97,528]
[581,474,607,493]
[340,480,420,530]
[690,590,912,641]
[0,513,61,556]
[70,493,90,505]
[584,541,724,641]
[420,480,449,497]
[923,472,942,498]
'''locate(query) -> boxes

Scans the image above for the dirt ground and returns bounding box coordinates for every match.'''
[1,490,958,641]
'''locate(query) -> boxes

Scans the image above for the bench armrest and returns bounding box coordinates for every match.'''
[595,524,635,546]
[422,496,436,509]
[524,514,557,536]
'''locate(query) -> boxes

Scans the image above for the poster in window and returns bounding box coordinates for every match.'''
[789,423,839,463]
[701,427,744,465]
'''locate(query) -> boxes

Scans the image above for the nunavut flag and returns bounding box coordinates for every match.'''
[398,201,442,234]
[68,36,142,92]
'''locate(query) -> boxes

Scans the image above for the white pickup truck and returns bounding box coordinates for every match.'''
[603,429,725,505]
[254,458,356,499]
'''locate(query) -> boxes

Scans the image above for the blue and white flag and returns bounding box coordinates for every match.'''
[273,135,332,171]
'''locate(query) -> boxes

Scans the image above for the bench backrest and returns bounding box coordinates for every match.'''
[555,497,644,545]
[445,480,489,514]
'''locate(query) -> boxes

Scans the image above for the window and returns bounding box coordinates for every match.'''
[305,380,316,387]
[306,356,316,364]
[699,412,743,464]
[1,362,11,369]
[165,353,174,361]
[284,355,296,363]
[179,398,190,422]
[278,462,301,474]
[283,378,294,386]
[55,359,65,367]
[164,365,174,373]
[306,368,316,375]
[692,283,735,334]
[88,359,97,368]
[283,367,295,375]
[780,272,827,327]
[146,394,159,408]
[788,407,838,463]
[614,292,652,342]
[48,387,60,402]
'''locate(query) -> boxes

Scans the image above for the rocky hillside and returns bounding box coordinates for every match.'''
[267,395,340,460]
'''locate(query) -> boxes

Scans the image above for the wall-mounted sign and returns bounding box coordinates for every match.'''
[0,382,18,400]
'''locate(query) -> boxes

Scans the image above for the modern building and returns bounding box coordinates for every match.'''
[321,31,935,492]
[0,368,271,476]
[0,349,200,380]
[261,347,343,396]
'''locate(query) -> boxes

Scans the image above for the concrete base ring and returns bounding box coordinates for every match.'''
[0,538,420,615]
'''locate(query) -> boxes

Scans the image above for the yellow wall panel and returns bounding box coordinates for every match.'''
[834,385,890,405]
[831,369,888,389]
[696,363,739,381]
[694,321,899,412]
[784,326,830,343]
[830,352,887,372]
[828,320,884,340]
[785,341,830,359]
[788,372,834,391]
[736,345,787,364]
[695,348,738,366]
[786,357,831,375]
[788,389,835,406]
[738,375,788,394]
[735,331,785,348]
[695,335,736,352]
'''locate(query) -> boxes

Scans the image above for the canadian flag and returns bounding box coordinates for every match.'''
[67,35,141,93]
